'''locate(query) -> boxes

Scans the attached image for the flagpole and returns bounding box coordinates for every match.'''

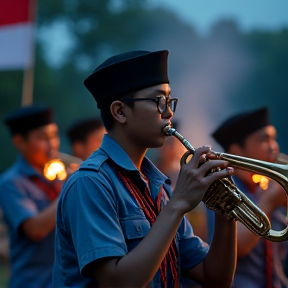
[21,0,37,107]
[22,66,34,106]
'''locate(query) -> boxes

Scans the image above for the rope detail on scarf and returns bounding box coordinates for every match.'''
[29,176,61,201]
[117,168,178,288]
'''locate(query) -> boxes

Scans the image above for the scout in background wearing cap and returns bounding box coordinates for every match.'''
[66,117,106,161]
[53,50,236,288]
[209,107,287,288]
[0,105,63,288]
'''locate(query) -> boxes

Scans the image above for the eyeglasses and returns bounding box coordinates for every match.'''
[120,95,178,114]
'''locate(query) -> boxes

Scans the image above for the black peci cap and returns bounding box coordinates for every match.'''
[212,107,270,151]
[84,50,169,109]
[3,105,54,135]
[67,117,104,143]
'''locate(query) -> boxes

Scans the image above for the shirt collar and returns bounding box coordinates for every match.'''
[100,134,171,185]
[16,154,42,177]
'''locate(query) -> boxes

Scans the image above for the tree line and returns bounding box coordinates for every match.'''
[0,0,287,172]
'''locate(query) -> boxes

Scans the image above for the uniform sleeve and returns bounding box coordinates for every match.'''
[178,216,209,271]
[163,181,209,271]
[0,178,37,232]
[62,175,127,275]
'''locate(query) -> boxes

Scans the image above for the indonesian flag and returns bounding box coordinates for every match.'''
[0,0,37,70]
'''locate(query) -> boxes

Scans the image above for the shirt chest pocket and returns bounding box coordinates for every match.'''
[120,218,150,252]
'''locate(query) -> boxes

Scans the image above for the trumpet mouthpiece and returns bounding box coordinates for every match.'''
[162,125,175,136]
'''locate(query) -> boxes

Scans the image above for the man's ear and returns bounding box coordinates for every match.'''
[72,141,85,159]
[12,134,26,151]
[229,143,244,156]
[110,101,127,124]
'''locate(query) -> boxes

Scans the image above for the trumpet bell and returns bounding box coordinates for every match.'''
[44,160,67,181]
[43,152,82,181]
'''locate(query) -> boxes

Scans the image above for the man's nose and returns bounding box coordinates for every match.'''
[161,106,173,119]
[48,137,59,151]
[270,140,279,155]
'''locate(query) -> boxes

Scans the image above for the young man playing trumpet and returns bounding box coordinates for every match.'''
[53,50,237,288]
[210,107,287,288]
[0,105,64,288]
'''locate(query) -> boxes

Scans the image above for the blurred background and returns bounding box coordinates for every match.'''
[0,0,288,286]
[1,0,288,172]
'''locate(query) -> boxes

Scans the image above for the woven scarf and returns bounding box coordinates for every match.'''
[29,175,61,201]
[117,168,178,288]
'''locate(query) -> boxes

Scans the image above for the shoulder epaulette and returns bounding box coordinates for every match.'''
[79,149,109,172]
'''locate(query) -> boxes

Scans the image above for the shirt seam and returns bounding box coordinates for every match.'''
[79,246,127,272]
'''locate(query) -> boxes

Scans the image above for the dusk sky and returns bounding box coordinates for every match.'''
[37,0,288,150]
[149,0,288,34]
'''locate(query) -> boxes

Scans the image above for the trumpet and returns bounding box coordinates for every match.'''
[162,125,288,242]
[43,152,82,181]
[276,153,288,165]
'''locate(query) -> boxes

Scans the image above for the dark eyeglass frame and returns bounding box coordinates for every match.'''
[120,95,178,114]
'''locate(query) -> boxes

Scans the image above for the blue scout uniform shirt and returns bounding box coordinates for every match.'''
[0,155,56,288]
[232,177,269,288]
[206,177,268,288]
[53,134,209,287]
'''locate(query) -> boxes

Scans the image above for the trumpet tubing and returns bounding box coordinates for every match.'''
[162,125,288,242]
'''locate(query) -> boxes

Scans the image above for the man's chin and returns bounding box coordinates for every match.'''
[156,138,167,148]
[269,156,277,163]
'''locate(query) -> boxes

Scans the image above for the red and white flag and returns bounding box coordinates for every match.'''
[0,0,37,70]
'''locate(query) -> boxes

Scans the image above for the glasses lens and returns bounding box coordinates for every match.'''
[169,99,178,112]
[158,96,166,113]
[157,97,178,113]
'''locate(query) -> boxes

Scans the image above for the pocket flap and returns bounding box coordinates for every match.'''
[121,218,150,239]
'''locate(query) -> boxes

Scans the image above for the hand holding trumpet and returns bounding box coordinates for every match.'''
[171,146,234,214]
